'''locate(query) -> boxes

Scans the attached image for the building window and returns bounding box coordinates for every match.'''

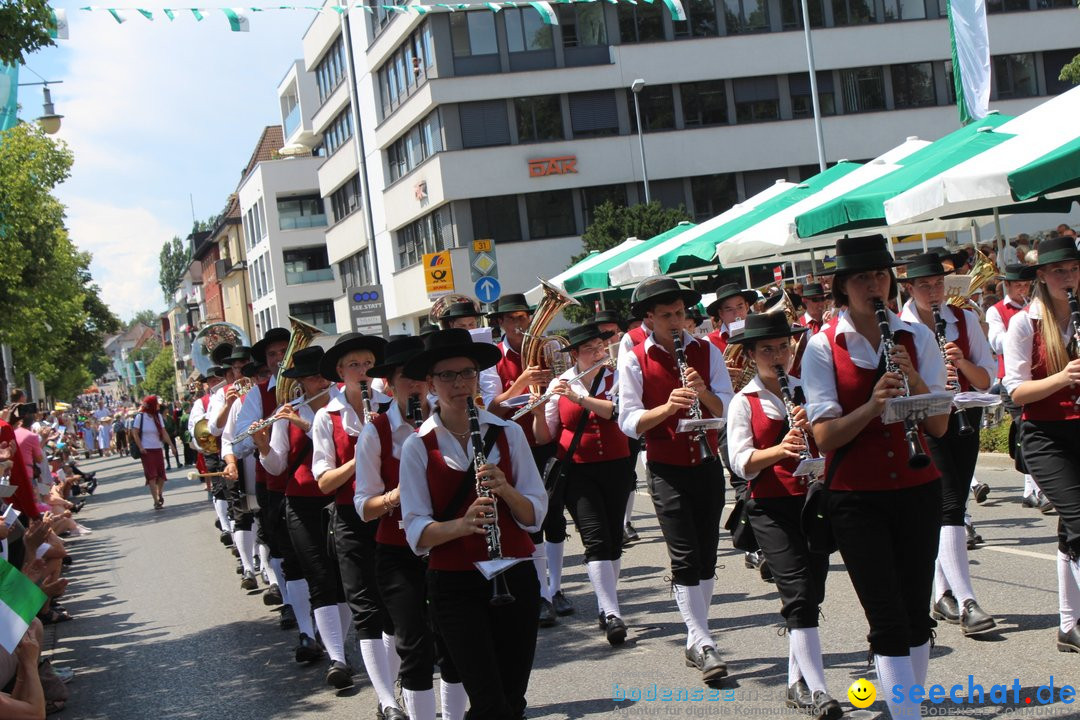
[618,3,665,43]
[832,0,876,25]
[994,53,1038,98]
[289,300,336,334]
[515,95,565,143]
[559,3,608,46]
[628,84,676,132]
[471,196,523,244]
[257,198,267,239]
[278,195,327,230]
[682,80,729,127]
[243,209,254,249]
[339,249,372,292]
[525,190,577,240]
[459,100,511,148]
[314,35,347,104]
[883,0,927,19]
[780,0,824,28]
[395,206,455,269]
[329,175,362,223]
[743,168,787,198]
[1044,48,1080,95]
[691,173,737,222]
[283,247,333,285]
[724,0,769,33]
[674,0,720,37]
[324,106,354,156]
[891,62,936,108]
[451,11,498,57]
[790,72,836,118]
[840,66,886,112]
[733,76,780,123]
[986,0,1029,11]
[376,25,433,117]
[581,185,628,227]
[569,91,619,138]
[944,60,957,104]
[640,179,687,211]
[388,111,443,182]
[504,7,553,52]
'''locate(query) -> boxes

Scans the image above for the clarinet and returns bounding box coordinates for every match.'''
[1067,289,1080,355]
[466,396,515,606]
[874,300,931,469]
[932,304,974,437]
[671,330,717,464]
[407,394,422,429]
[775,365,817,474]
[359,380,375,423]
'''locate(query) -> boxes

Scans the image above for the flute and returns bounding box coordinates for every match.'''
[932,304,974,437]
[234,387,331,443]
[510,357,614,421]
[874,299,931,469]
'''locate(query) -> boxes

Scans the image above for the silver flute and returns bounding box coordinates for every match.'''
[466,396,515,606]
[234,387,331,443]
[510,357,614,420]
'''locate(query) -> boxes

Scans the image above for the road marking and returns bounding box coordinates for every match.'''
[980,544,1057,562]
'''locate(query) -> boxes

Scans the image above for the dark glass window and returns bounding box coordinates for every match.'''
[560,2,608,46]
[1044,48,1080,95]
[569,91,619,138]
[780,0,824,28]
[944,60,957,104]
[832,0,876,24]
[515,96,565,142]
[674,0,720,37]
[283,247,333,285]
[639,179,687,211]
[986,0,1029,11]
[581,185,628,227]
[388,111,443,182]
[504,7,553,52]
[733,76,780,123]
[628,84,676,132]
[724,0,769,33]
[329,175,362,223]
[459,100,511,148]
[790,72,836,118]
[396,207,455,269]
[450,11,498,56]
[289,301,336,334]
[324,106,354,155]
[618,3,665,43]
[525,190,577,239]
[883,0,927,19]
[994,54,1038,98]
[690,174,737,222]
[471,196,523,243]
[743,168,787,198]
[892,62,936,108]
[682,80,729,127]
[339,249,372,292]
[840,66,886,112]
[278,195,327,230]
[314,36,346,104]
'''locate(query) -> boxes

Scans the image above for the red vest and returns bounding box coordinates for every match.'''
[824,322,939,492]
[632,337,720,466]
[627,325,647,347]
[374,414,408,547]
[422,430,533,571]
[328,411,359,505]
[1022,319,1080,421]
[745,393,810,498]
[495,342,537,446]
[556,372,629,463]
[992,299,1023,380]
[798,315,823,335]
[253,381,288,492]
[200,395,211,412]
[285,422,323,498]
[706,329,728,353]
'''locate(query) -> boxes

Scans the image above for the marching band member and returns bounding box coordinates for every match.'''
[217,347,260,590]
[356,337,464,720]
[439,300,501,408]
[802,235,949,720]
[313,333,403,709]
[617,277,734,683]
[189,365,231,543]
[533,323,632,646]
[796,282,829,336]
[725,313,841,719]
[1002,236,1080,654]
[705,283,757,353]
[399,328,547,719]
[899,253,997,636]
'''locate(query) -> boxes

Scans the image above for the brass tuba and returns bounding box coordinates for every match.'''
[521,278,579,395]
[946,250,997,319]
[724,287,799,393]
[193,418,220,454]
[276,317,324,405]
[192,322,249,377]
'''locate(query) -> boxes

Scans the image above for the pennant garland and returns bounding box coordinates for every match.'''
[49,9,70,39]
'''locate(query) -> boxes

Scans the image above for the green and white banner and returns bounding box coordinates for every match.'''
[946,0,990,125]
[0,557,48,654]
[0,64,17,132]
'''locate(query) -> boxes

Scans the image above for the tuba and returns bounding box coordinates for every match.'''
[521,278,579,395]
[193,418,220,454]
[946,250,997,319]
[276,317,324,406]
[192,322,249,377]
[724,287,798,392]
[429,294,478,328]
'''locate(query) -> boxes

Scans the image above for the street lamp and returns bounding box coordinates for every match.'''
[16,80,64,134]
[630,78,651,204]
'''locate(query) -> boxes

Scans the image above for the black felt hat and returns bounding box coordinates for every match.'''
[801,282,827,299]
[207,365,226,378]
[558,323,615,352]
[222,346,252,365]
[820,234,903,275]
[490,294,533,316]
[1000,264,1028,282]
[251,327,291,365]
[241,361,264,378]
[900,252,951,280]
[319,333,388,382]
[418,321,439,337]
[402,329,502,380]
[281,346,325,379]
[629,277,702,317]
[706,283,759,318]
[727,312,807,345]
[439,301,483,322]
[1020,236,1080,279]
[591,310,624,327]
[368,337,426,379]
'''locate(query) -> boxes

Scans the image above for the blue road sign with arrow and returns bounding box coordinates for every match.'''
[474,276,501,304]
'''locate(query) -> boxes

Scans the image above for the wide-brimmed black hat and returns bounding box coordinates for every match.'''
[440,301,483,322]
[1020,236,1080,278]
[490,294,533,316]
[210,343,235,365]
[319,333,388,382]
[591,310,624,327]
[1000,264,1028,282]
[402,328,502,380]
[630,277,702,317]
[418,321,438,337]
[727,312,808,345]
[282,346,325,379]
[251,327,291,365]
[706,283,758,318]
[821,234,903,275]
[207,365,226,378]
[223,346,252,365]
[558,323,615,352]
[368,337,426,378]
[801,282,827,299]
[241,361,265,378]
[900,252,951,280]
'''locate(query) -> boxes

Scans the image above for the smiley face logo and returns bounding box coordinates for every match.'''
[847,678,876,708]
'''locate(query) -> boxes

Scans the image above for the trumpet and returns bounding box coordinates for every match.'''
[775,365,821,477]
[672,330,716,464]
[510,357,615,421]
[874,299,931,470]
[233,387,332,443]
[360,380,375,423]
[467,396,515,607]
[932,304,974,437]
[232,377,254,397]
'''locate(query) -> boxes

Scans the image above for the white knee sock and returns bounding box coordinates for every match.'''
[674,583,710,650]
[337,602,353,652]
[586,560,620,619]
[789,628,827,694]
[234,529,256,574]
[1057,551,1080,633]
[383,631,401,684]
[970,475,980,489]
[613,557,621,579]
[403,688,437,720]
[214,499,231,533]
[546,541,564,596]
[624,491,635,525]
[258,543,271,579]
[313,605,346,664]
[359,638,400,710]
[285,579,314,638]
[1024,474,1039,497]
[532,543,551,601]
[440,680,467,720]
[939,526,976,604]
[268,558,287,597]
[697,577,714,647]
[875,654,920,719]
[934,559,950,601]
[910,641,930,687]
[787,646,801,687]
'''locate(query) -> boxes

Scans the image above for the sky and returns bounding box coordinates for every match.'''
[22,2,317,323]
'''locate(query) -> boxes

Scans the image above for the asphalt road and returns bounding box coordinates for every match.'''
[47,451,1079,720]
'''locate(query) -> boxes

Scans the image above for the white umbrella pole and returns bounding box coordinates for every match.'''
[921,233,928,253]
[744,265,752,288]
[810,247,818,276]
[801,0,827,172]
[886,235,903,310]
[993,208,1005,267]
[790,260,798,284]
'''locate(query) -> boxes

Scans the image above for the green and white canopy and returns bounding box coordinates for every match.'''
[525,237,646,305]
[558,222,697,297]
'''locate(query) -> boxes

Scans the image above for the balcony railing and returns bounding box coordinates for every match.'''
[283,103,301,139]
[285,268,334,285]
[279,213,328,230]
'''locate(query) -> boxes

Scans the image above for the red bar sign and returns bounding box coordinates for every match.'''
[773,266,783,284]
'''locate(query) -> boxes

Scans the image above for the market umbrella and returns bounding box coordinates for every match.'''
[526,237,646,305]
[560,222,696,296]
[1009,136,1080,201]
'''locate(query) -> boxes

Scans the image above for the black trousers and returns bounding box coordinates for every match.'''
[1022,420,1080,557]
[563,458,635,562]
[333,503,392,640]
[428,562,540,720]
[747,496,828,629]
[266,490,302,581]
[115,432,127,453]
[286,495,342,609]
[182,441,195,466]
[647,460,725,586]
[926,408,982,526]
[996,385,1029,474]
[376,544,460,691]
[255,482,272,550]
[529,443,564,544]
[827,480,942,656]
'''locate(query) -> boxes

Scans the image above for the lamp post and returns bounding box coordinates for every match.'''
[630,78,651,204]
[799,2,827,172]
[16,80,64,134]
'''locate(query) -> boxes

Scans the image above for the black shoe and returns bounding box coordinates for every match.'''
[1057,625,1080,653]
[972,482,990,504]
[598,610,606,631]
[961,599,996,635]
[253,557,262,574]
[214,519,222,531]
[538,599,557,627]
[279,605,298,630]
[744,551,761,570]
[786,679,813,709]
[264,584,283,606]
[624,523,639,542]
[605,615,627,646]
[811,690,844,720]
[326,660,354,689]
[295,633,322,662]
[966,523,982,550]
[241,571,258,590]
[1022,493,1040,508]
[219,531,233,547]
[231,546,240,558]
[382,708,407,720]
[700,646,727,682]
[684,646,704,670]
[1038,493,1055,514]
[552,591,574,616]
[759,558,774,583]
[235,561,244,575]
[932,590,960,624]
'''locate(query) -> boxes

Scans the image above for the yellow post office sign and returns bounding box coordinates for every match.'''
[424,251,454,297]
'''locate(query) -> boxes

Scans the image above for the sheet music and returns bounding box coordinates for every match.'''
[953,391,1002,410]
[881,392,955,426]
[677,418,725,433]
[794,457,825,478]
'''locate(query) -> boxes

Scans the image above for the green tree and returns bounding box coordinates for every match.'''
[46,260,122,398]
[1061,4,1080,84]
[141,344,177,400]
[126,309,160,331]
[0,0,55,66]
[158,235,189,302]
